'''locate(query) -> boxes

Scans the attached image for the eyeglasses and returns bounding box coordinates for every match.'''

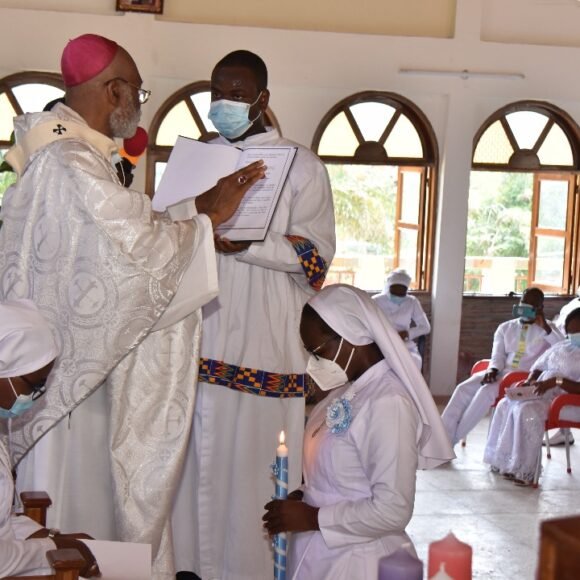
[306,336,339,360]
[21,376,48,400]
[105,77,151,104]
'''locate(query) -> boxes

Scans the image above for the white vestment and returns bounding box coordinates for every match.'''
[373,293,430,369]
[484,340,580,481]
[289,360,420,580]
[0,104,217,579]
[0,441,54,577]
[441,318,563,445]
[171,129,336,579]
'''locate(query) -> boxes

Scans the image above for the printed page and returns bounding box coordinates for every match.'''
[216,146,297,241]
[151,136,240,212]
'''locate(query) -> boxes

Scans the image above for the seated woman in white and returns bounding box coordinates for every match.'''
[262,284,453,580]
[0,299,99,577]
[484,307,580,486]
[373,269,430,370]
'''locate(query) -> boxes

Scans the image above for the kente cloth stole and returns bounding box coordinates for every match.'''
[199,357,317,398]
[511,325,529,368]
[285,235,328,291]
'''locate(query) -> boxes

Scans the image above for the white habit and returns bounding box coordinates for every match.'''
[0,104,217,579]
[555,296,580,335]
[171,128,336,580]
[290,360,420,580]
[0,440,55,577]
[373,293,430,369]
[441,318,563,445]
[484,339,580,481]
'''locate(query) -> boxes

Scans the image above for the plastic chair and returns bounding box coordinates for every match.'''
[460,359,491,447]
[493,371,530,407]
[4,492,85,580]
[544,394,580,472]
[471,359,491,375]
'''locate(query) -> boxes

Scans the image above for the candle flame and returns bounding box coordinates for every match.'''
[279,430,285,445]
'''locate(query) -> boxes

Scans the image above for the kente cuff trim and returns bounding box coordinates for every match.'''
[199,357,316,398]
[286,235,328,291]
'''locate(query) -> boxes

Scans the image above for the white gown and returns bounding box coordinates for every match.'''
[484,340,580,481]
[0,441,54,577]
[441,318,563,445]
[171,128,336,580]
[373,293,430,369]
[1,104,217,579]
[289,360,420,580]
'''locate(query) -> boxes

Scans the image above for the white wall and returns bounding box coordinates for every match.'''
[1,0,578,395]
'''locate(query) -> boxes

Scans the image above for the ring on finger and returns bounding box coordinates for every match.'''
[238,175,248,185]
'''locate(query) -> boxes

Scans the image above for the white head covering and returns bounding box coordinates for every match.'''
[384,268,412,294]
[308,284,454,469]
[0,299,59,378]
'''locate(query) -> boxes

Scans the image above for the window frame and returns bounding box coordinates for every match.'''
[529,173,576,293]
[311,91,439,291]
[469,100,580,295]
[0,71,64,149]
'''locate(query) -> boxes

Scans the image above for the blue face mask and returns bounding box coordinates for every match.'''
[0,378,35,419]
[389,294,406,305]
[208,92,263,140]
[569,333,580,347]
[512,303,536,323]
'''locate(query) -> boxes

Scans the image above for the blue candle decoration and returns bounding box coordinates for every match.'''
[272,431,289,580]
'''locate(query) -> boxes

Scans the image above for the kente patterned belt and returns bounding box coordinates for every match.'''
[285,235,328,291]
[199,357,316,398]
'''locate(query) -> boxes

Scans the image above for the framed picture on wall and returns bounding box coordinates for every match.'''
[116,0,164,14]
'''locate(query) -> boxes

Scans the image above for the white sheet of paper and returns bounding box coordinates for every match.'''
[80,540,151,580]
[151,136,297,241]
[152,137,240,212]
[216,146,296,241]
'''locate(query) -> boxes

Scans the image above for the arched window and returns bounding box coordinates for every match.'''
[465,101,580,295]
[0,72,64,201]
[146,81,281,197]
[312,91,438,292]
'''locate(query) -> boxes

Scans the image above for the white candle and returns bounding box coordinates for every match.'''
[277,430,289,457]
[273,430,289,580]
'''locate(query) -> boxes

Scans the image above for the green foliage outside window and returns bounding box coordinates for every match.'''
[327,164,397,255]
[466,172,532,259]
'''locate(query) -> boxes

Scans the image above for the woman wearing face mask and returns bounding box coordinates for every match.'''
[373,269,431,370]
[484,308,580,487]
[0,299,100,577]
[262,284,453,580]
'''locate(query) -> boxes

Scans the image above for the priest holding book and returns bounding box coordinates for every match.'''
[171,50,336,580]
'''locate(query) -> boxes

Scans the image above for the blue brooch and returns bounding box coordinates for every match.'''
[326,396,354,434]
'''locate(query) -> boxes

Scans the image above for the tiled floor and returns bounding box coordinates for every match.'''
[407,416,580,579]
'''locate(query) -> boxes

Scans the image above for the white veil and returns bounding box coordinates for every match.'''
[308,284,454,469]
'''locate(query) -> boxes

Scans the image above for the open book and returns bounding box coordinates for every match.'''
[152,136,297,241]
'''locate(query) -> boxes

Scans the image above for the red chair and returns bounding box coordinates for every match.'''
[531,394,580,487]
[471,359,491,375]
[493,371,530,407]
[544,394,580,472]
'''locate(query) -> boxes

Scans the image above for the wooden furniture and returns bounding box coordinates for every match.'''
[4,492,85,580]
[538,515,580,579]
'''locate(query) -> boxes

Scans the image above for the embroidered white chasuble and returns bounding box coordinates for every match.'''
[0,104,217,579]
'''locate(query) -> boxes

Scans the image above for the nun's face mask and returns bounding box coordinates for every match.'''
[306,337,356,391]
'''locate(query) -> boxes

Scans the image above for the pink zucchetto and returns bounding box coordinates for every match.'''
[61,34,119,87]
